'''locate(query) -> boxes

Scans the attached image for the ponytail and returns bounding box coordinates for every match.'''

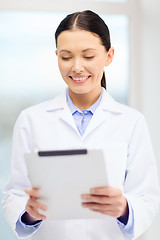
[101,71,106,89]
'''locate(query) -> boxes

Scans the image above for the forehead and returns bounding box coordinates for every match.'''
[57,30,103,51]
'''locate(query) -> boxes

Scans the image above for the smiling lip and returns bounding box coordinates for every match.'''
[69,75,91,83]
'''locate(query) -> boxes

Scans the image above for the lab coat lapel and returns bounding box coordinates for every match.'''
[82,89,123,139]
[46,89,123,139]
[82,105,107,139]
[59,103,80,135]
[46,90,80,136]
[55,90,107,138]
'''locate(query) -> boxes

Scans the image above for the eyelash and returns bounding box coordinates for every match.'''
[61,56,94,61]
[85,56,94,59]
[61,57,71,61]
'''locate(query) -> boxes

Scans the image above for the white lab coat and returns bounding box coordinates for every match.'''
[2,88,160,240]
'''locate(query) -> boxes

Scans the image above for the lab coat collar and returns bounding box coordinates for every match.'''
[46,88,124,114]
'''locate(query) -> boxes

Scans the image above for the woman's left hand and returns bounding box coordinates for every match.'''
[81,186,128,219]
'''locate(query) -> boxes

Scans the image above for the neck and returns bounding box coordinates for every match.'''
[68,87,102,110]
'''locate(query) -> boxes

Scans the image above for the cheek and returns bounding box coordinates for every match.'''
[90,57,106,73]
[89,62,105,77]
[58,61,70,76]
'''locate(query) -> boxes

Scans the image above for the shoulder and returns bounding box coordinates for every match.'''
[115,100,143,119]
[21,91,66,116]
[15,91,66,127]
[102,89,144,122]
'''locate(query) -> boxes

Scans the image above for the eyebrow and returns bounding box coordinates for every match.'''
[59,48,97,53]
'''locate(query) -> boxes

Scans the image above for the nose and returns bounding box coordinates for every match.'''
[72,58,84,73]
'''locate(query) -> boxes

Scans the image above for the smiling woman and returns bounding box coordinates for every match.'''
[0,11,129,240]
[56,30,114,108]
[55,10,114,108]
[2,10,160,240]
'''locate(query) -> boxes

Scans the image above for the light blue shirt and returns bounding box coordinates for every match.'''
[16,88,134,239]
[66,88,103,136]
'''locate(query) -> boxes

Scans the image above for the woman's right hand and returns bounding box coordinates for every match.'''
[25,188,48,221]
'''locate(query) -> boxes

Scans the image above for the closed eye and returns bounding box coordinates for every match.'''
[61,57,71,61]
[84,56,94,59]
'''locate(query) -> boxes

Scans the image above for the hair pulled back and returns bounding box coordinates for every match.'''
[55,10,111,89]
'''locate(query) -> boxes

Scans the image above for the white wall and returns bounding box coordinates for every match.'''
[0,0,160,239]
[131,0,160,239]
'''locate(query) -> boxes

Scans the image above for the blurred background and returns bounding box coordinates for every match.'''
[0,0,160,239]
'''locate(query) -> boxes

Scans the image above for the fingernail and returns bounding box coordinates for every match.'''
[90,188,95,194]
[81,195,87,200]
[89,207,94,211]
[42,206,47,211]
[81,203,87,208]
[25,188,29,194]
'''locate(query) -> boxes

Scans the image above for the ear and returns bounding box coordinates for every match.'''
[55,50,58,56]
[105,47,114,67]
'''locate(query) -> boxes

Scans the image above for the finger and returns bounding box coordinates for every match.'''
[82,202,117,216]
[26,205,47,221]
[28,198,48,211]
[82,202,110,211]
[90,186,122,197]
[90,208,117,217]
[82,202,126,218]
[81,194,114,204]
[81,193,126,210]
[25,188,40,198]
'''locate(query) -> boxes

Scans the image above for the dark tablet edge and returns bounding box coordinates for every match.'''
[38,149,87,157]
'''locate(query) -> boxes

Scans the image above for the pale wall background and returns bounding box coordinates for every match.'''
[134,1,160,239]
[0,0,160,239]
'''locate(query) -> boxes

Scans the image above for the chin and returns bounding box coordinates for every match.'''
[68,86,91,95]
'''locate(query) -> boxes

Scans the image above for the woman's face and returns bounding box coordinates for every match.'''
[56,30,114,97]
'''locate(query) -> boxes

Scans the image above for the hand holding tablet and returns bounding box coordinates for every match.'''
[25,149,109,220]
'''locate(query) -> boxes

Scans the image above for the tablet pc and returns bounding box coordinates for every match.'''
[25,149,108,220]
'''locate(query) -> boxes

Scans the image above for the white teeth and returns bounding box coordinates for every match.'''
[72,77,89,81]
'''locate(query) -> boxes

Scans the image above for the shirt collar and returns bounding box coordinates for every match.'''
[66,88,103,115]
[46,87,124,114]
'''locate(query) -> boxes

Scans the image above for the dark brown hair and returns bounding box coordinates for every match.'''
[55,10,111,89]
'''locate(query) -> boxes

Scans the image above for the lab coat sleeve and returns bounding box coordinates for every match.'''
[15,211,42,239]
[117,199,134,239]
[124,115,160,239]
[1,111,39,238]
